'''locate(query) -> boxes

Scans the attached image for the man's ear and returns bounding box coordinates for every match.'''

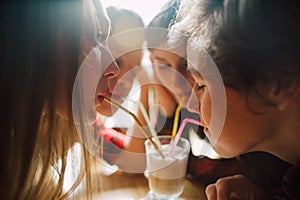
[269,78,300,110]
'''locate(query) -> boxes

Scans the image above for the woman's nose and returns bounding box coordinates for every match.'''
[100,44,120,79]
[104,59,119,79]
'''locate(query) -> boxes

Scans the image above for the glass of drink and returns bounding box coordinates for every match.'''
[144,135,190,200]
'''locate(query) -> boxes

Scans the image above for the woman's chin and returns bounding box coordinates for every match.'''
[96,102,116,116]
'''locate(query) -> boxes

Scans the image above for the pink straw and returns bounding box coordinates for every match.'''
[170,118,204,156]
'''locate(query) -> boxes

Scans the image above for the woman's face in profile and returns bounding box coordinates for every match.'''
[61,0,119,123]
[79,0,120,107]
[95,52,140,116]
[56,0,118,119]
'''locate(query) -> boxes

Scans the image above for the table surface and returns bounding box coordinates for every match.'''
[91,170,207,200]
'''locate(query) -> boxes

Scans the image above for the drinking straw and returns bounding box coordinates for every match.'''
[104,96,165,159]
[171,97,185,141]
[124,98,161,147]
[170,118,204,156]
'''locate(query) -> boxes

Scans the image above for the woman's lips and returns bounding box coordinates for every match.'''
[97,89,109,104]
[98,95,104,104]
[97,93,122,105]
[176,93,187,100]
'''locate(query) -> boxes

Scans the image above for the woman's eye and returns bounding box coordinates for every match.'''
[197,84,206,91]
[158,64,171,70]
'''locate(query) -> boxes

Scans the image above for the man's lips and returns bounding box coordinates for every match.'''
[199,120,208,132]
[203,127,209,134]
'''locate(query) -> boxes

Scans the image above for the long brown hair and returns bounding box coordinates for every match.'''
[0,0,103,199]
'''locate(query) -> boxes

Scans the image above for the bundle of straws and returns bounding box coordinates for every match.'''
[104,96,165,159]
[104,96,204,158]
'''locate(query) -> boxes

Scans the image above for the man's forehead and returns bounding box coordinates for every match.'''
[186,43,204,72]
[186,38,221,83]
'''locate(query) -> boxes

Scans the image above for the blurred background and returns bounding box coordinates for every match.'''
[102,0,169,25]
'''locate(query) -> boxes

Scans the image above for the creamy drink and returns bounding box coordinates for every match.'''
[145,136,190,199]
[148,175,185,197]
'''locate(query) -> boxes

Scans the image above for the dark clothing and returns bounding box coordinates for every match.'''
[186,152,291,190]
[272,159,300,200]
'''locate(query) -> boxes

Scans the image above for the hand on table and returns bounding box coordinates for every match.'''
[205,174,272,200]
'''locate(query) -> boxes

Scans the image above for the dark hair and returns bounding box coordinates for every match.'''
[148,0,179,29]
[146,0,180,49]
[174,0,300,104]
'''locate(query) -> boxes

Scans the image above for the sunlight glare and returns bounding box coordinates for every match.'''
[101,0,169,25]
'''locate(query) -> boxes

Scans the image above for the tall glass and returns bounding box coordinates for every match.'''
[144,135,190,200]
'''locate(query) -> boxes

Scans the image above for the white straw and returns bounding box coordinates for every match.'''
[124,98,161,147]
